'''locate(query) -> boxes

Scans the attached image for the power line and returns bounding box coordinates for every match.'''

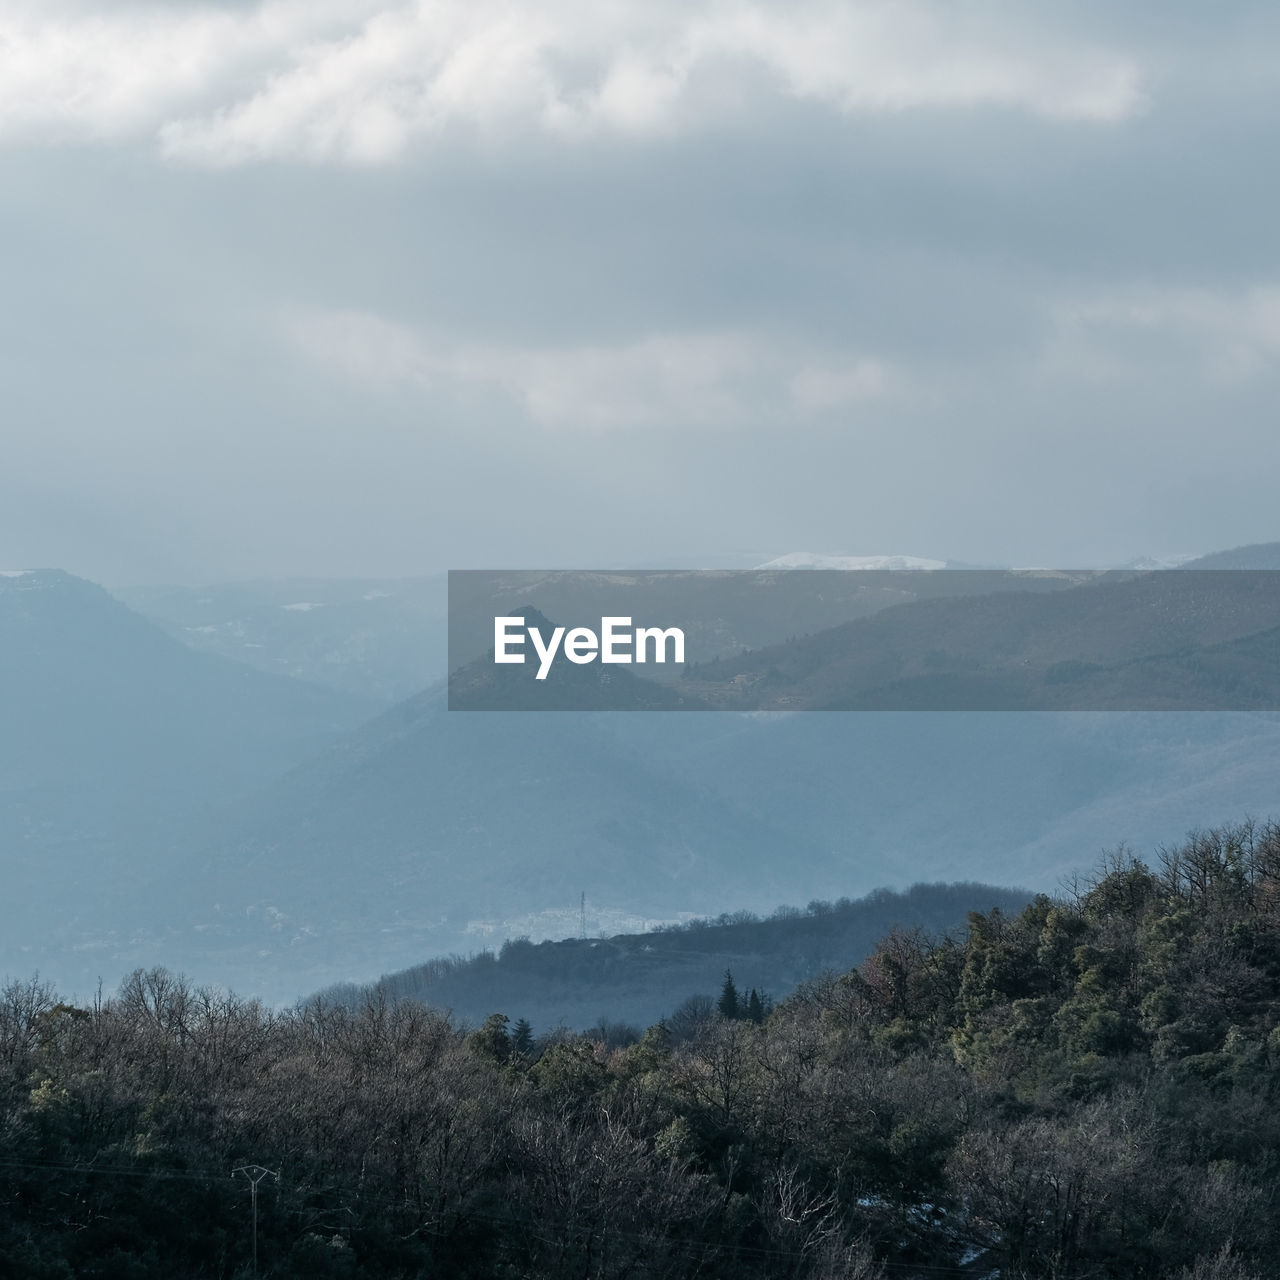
[232,1164,279,1275]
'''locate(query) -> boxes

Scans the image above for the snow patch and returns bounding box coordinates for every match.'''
[281,601,324,612]
[757,552,947,571]
[1124,552,1201,569]
[0,570,31,577]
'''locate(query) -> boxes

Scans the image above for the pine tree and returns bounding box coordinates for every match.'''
[511,1017,535,1058]
[718,970,740,1019]
[746,988,765,1024]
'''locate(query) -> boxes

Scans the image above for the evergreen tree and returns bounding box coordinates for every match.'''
[717,970,740,1019]
[511,1017,535,1058]
[746,988,765,1024]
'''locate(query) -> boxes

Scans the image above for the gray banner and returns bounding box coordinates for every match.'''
[447,568,1280,711]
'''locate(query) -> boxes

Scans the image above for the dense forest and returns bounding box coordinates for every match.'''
[5,822,1280,1277]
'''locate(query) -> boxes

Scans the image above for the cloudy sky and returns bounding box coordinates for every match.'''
[2,0,1279,583]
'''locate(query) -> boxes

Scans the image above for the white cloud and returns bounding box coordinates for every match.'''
[0,0,1143,164]
[789,360,893,411]
[281,306,897,428]
[1045,285,1280,382]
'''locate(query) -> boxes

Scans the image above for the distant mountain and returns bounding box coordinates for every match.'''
[163,692,1280,1003]
[176,695,811,997]
[445,567,1093,675]
[114,551,1280,708]
[10,553,1280,1009]
[1181,542,1280,570]
[325,881,1035,1033]
[680,568,1280,710]
[0,570,375,973]
[115,575,448,702]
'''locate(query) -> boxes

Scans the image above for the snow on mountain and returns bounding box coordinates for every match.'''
[1122,553,1201,570]
[756,552,948,571]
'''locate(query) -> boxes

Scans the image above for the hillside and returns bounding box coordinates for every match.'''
[168,697,1280,1002]
[5,823,1280,1279]
[115,574,449,702]
[8,552,1280,1005]
[445,566,1094,677]
[326,881,1035,1032]
[0,570,376,979]
[678,568,1280,710]
[1182,542,1280,570]
[177,695,811,998]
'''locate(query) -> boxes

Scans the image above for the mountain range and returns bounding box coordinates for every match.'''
[3,547,1280,1004]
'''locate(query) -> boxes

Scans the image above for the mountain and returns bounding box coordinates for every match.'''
[174,697,810,997]
[444,567,1094,675]
[678,568,1280,710]
[1181,542,1280,570]
[110,550,1280,707]
[11,550,1280,1007]
[165,693,1280,1002]
[0,570,376,977]
[114,575,449,702]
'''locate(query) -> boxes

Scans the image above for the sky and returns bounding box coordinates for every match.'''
[2,0,1279,584]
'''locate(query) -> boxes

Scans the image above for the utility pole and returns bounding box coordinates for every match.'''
[232,1164,279,1274]
[579,891,587,940]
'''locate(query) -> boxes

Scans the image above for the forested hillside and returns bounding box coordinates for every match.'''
[4,822,1280,1278]
[330,881,1033,1032]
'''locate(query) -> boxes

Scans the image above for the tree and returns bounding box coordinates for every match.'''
[470,1012,511,1064]
[667,994,715,1044]
[718,970,740,1020]
[511,1017,535,1059]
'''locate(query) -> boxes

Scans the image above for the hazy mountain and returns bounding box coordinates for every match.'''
[115,575,449,702]
[114,561,1154,706]
[1181,542,1280,570]
[8,551,1280,1008]
[0,570,375,976]
[444,567,1095,675]
[165,698,1280,1003]
[174,697,812,998]
[679,569,1280,710]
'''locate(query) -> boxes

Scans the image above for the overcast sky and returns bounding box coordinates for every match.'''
[2,0,1279,583]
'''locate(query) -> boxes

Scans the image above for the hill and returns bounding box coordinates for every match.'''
[114,574,449,702]
[0,570,376,978]
[678,568,1280,709]
[168,697,1280,1002]
[5,823,1280,1279]
[324,881,1035,1032]
[1181,542,1280,569]
[9,552,1280,1004]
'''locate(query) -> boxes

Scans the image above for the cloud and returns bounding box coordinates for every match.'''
[1045,285,1280,382]
[0,0,1143,164]
[281,306,897,428]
